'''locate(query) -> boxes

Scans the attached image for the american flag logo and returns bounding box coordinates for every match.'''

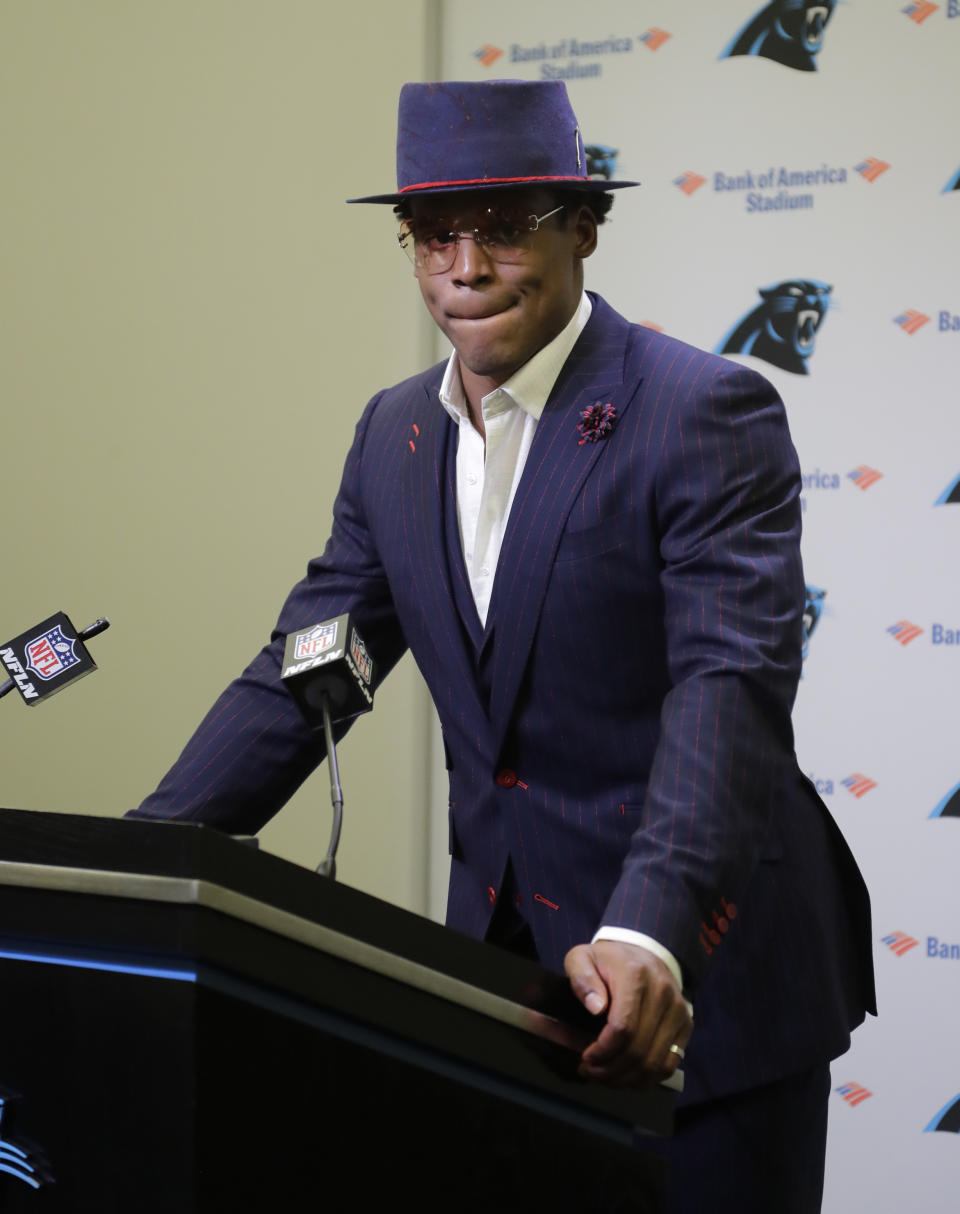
[902,2,939,23]
[841,774,878,799]
[835,1082,873,1107]
[673,171,706,195]
[846,465,883,490]
[894,310,930,334]
[25,626,80,681]
[854,158,890,183]
[473,44,503,67]
[294,622,337,660]
[639,28,671,51]
[881,931,920,956]
[887,620,924,646]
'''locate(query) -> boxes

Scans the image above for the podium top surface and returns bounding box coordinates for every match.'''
[0,807,676,1139]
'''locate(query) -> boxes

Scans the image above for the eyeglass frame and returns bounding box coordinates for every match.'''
[397,204,567,274]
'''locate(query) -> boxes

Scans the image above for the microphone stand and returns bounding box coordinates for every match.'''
[316,692,344,880]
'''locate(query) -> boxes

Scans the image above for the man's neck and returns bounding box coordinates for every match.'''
[460,365,498,437]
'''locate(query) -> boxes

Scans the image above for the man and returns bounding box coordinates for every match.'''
[132,80,874,1211]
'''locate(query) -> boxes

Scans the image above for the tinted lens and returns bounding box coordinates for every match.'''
[401,211,538,273]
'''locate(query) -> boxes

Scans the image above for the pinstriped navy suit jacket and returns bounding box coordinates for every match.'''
[134,294,874,1106]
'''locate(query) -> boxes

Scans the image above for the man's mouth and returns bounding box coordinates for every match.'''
[448,300,516,321]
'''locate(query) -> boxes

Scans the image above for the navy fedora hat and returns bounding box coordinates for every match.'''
[348,79,639,204]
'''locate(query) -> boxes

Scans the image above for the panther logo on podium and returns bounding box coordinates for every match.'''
[0,1094,53,1191]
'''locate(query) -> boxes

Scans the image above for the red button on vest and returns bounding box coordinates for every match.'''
[496,768,518,788]
[487,886,497,905]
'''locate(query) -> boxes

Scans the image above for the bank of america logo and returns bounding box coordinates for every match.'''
[841,773,877,798]
[929,782,960,818]
[836,1082,873,1107]
[935,474,960,504]
[473,44,503,68]
[902,2,941,22]
[882,931,920,956]
[847,465,883,490]
[925,1093,960,1134]
[674,171,706,195]
[903,2,939,22]
[887,620,923,645]
[855,158,891,183]
[894,310,930,334]
[640,28,671,51]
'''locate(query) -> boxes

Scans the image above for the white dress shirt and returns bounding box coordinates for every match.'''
[438,293,688,1002]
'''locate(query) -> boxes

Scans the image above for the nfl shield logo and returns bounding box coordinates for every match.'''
[294,621,337,661]
[350,629,373,684]
[26,626,81,681]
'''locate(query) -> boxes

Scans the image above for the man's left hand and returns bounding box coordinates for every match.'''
[564,940,693,1087]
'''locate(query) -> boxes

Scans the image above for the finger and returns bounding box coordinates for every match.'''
[585,981,689,1077]
[580,977,651,1067]
[645,1003,693,1074]
[580,1023,689,1088]
[564,944,609,1016]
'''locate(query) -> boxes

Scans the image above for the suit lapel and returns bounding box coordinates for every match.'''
[484,298,642,755]
[401,370,490,725]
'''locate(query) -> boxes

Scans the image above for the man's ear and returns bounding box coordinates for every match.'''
[572,204,599,260]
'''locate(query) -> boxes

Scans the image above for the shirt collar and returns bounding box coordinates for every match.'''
[439,292,592,426]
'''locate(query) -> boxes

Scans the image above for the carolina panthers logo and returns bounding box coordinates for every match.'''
[943,168,960,193]
[717,280,832,375]
[721,1,837,72]
[802,585,826,663]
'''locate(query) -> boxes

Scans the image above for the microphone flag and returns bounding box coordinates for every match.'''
[0,612,99,706]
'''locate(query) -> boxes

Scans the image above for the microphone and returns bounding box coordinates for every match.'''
[1,614,110,706]
[280,614,375,879]
[280,613,375,727]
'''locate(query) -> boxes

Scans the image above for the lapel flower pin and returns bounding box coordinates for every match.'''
[576,402,617,446]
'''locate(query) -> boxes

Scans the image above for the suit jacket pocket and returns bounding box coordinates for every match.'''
[554,510,636,562]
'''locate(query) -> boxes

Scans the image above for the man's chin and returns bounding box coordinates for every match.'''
[457,347,525,384]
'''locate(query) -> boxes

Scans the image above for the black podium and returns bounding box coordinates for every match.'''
[0,809,673,1212]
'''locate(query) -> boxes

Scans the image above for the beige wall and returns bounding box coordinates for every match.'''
[1,2,440,914]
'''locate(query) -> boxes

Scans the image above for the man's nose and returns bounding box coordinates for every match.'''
[451,232,494,283]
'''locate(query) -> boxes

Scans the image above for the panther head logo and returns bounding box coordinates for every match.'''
[944,167,960,193]
[717,280,832,375]
[936,475,960,505]
[721,1,837,72]
[802,585,826,663]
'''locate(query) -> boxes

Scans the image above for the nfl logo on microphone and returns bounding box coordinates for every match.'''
[26,625,81,681]
[294,622,338,661]
[0,611,98,704]
[350,628,373,685]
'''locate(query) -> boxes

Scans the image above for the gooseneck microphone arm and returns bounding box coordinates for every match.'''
[279,614,376,882]
[316,693,344,880]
